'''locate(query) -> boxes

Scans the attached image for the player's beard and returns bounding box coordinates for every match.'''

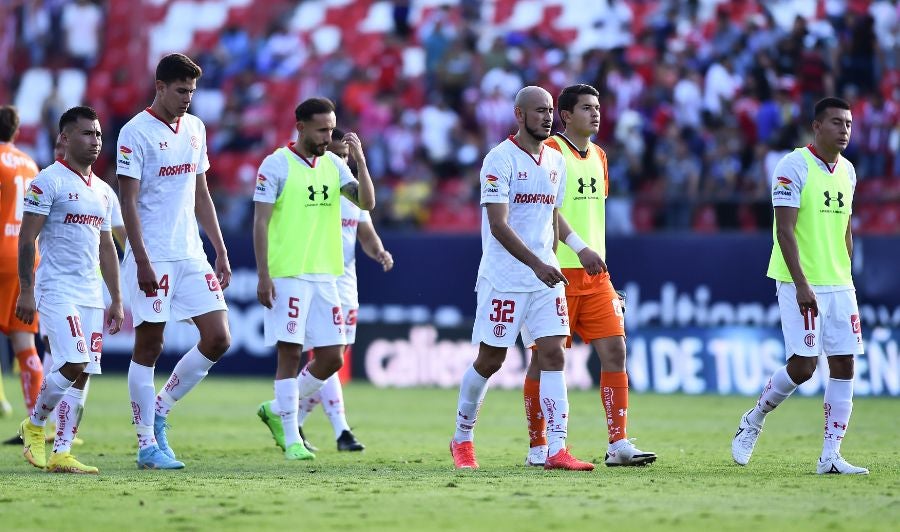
[524,122,551,142]
[304,138,328,157]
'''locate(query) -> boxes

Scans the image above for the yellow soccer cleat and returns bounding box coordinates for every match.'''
[19,419,47,469]
[47,451,99,474]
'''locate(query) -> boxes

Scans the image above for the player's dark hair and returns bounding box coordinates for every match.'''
[332,127,345,140]
[58,106,99,133]
[0,105,19,142]
[557,84,600,123]
[814,97,851,120]
[294,98,335,122]
[155,53,202,84]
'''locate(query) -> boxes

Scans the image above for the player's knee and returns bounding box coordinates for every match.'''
[787,356,817,383]
[474,348,505,376]
[203,329,231,357]
[827,355,854,379]
[541,347,565,371]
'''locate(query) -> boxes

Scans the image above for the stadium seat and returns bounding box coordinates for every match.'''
[13,68,53,126]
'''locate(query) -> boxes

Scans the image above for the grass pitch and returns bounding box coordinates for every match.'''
[0,375,897,531]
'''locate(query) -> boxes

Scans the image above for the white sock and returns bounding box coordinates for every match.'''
[128,361,156,448]
[297,364,326,399]
[540,370,569,456]
[296,392,321,426]
[453,365,489,443]
[274,378,300,448]
[823,378,853,459]
[748,366,797,427]
[53,387,85,453]
[319,373,350,438]
[156,345,215,417]
[30,370,74,426]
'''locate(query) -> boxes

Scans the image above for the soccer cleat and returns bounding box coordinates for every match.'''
[47,452,99,474]
[450,440,479,469]
[525,445,547,467]
[732,409,763,466]
[19,419,47,469]
[0,398,12,418]
[257,401,285,451]
[154,415,178,461]
[545,448,595,471]
[605,438,657,467]
[285,442,316,461]
[337,430,365,452]
[136,445,185,470]
[816,452,869,475]
[298,425,318,453]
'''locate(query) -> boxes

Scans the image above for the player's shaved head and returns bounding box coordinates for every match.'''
[514,86,552,109]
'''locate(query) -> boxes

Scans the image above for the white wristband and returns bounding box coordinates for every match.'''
[564,232,588,253]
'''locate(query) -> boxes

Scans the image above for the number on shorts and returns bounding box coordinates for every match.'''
[489,299,515,323]
[288,297,300,318]
[158,274,170,297]
[66,315,83,337]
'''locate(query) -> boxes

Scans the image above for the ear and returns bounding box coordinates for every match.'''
[155,80,166,94]
[296,121,304,136]
[514,106,524,123]
[559,109,572,125]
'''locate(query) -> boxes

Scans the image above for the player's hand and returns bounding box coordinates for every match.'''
[795,282,818,318]
[342,132,365,161]
[14,293,37,324]
[377,250,394,272]
[257,275,276,309]
[577,247,607,276]
[532,262,568,287]
[107,300,124,335]
[136,259,159,296]
[215,253,232,289]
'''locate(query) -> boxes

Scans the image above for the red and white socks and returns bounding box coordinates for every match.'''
[128,361,157,449]
[30,370,74,426]
[274,378,301,448]
[156,346,216,418]
[16,347,43,412]
[600,371,629,444]
[747,366,798,427]
[53,386,85,454]
[540,370,569,456]
[453,365,488,443]
[823,378,853,459]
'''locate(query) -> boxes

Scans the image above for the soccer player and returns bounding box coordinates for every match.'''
[731,97,868,475]
[16,106,124,473]
[0,105,43,419]
[253,98,375,460]
[117,53,231,470]
[293,130,394,452]
[450,86,593,471]
[521,84,657,467]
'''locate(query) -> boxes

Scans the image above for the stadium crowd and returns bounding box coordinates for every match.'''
[2,0,899,234]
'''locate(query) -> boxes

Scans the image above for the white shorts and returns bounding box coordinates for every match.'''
[264,277,346,349]
[471,278,569,348]
[38,299,104,374]
[777,282,864,357]
[336,273,359,345]
[124,257,228,326]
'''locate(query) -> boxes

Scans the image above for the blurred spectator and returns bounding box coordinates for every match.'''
[61,0,103,68]
[419,94,459,178]
[858,91,897,179]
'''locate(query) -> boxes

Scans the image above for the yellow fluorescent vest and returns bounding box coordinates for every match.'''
[553,135,607,268]
[767,148,853,285]
[267,147,343,278]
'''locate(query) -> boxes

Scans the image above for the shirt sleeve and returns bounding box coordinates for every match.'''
[22,172,56,216]
[101,190,112,232]
[329,152,358,188]
[771,153,805,208]
[116,125,144,180]
[110,191,123,228]
[253,153,285,204]
[359,210,372,223]
[480,150,511,205]
[197,121,211,174]
[554,157,566,208]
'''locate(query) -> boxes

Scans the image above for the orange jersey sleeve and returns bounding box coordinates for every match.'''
[0,144,40,273]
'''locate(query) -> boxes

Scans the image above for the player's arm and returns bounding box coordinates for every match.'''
[14,212,46,324]
[99,230,124,334]
[357,220,393,272]
[774,206,817,316]
[195,172,231,289]
[485,203,567,287]
[340,132,375,210]
[119,175,159,295]
[253,201,276,308]
[558,212,607,275]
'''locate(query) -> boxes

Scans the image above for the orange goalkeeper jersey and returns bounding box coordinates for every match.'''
[0,143,39,274]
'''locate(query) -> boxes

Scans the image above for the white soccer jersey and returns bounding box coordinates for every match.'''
[116,109,211,262]
[477,136,566,292]
[340,196,371,269]
[23,161,113,308]
[96,178,123,228]
[770,146,857,209]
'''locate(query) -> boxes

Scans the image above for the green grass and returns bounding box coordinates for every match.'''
[0,375,897,531]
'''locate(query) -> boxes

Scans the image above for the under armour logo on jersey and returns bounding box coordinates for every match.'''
[577,177,597,194]
[517,171,528,180]
[823,191,844,208]
[308,185,328,201]
[68,193,79,200]
[159,141,169,150]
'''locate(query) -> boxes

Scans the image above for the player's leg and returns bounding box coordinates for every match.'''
[732,282,819,466]
[10,332,42,417]
[817,290,866,474]
[274,341,315,460]
[320,301,364,451]
[522,325,547,466]
[0,273,21,416]
[297,280,348,405]
[295,355,321,452]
